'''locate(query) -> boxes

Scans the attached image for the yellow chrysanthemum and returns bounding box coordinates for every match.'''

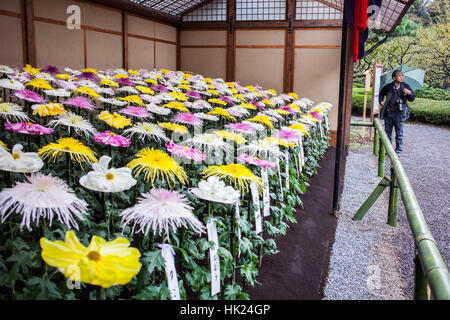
[101,78,119,87]
[288,92,299,100]
[135,85,154,95]
[114,74,128,79]
[158,122,188,134]
[275,108,291,115]
[26,78,53,90]
[267,89,277,96]
[262,99,274,107]
[289,123,310,136]
[302,114,319,122]
[206,89,219,96]
[178,84,190,90]
[288,104,301,112]
[40,231,141,289]
[38,137,98,168]
[202,163,263,193]
[232,94,245,101]
[208,98,227,106]
[231,89,238,94]
[160,69,169,74]
[182,73,191,79]
[145,79,158,85]
[0,140,9,151]
[99,110,132,129]
[265,137,297,148]
[73,86,101,99]
[311,107,325,115]
[119,95,145,107]
[55,74,71,80]
[207,107,236,122]
[163,101,189,112]
[204,78,212,84]
[169,91,188,102]
[33,103,66,117]
[127,148,188,187]
[240,102,257,110]
[81,68,98,74]
[245,85,256,92]
[247,115,274,129]
[214,130,247,144]
[226,82,235,88]
[23,64,40,75]
[128,69,139,75]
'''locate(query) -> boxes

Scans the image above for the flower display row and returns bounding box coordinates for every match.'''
[0,63,330,300]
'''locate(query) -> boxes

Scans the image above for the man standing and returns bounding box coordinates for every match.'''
[379,70,415,156]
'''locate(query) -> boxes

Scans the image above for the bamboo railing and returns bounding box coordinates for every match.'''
[350,119,450,300]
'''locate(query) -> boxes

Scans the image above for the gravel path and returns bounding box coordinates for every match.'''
[323,118,450,300]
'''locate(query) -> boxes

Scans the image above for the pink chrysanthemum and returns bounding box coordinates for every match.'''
[219,96,232,104]
[309,111,324,120]
[117,77,135,86]
[281,105,295,115]
[13,89,46,103]
[64,96,96,110]
[250,101,265,110]
[237,153,277,168]
[41,65,61,75]
[94,131,131,147]
[120,188,205,237]
[0,173,87,230]
[165,141,206,163]
[5,122,54,135]
[273,128,303,142]
[150,85,168,93]
[77,72,99,83]
[185,91,202,99]
[118,106,152,119]
[173,112,203,127]
[225,122,256,135]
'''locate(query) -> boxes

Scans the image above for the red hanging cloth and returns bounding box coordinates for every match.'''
[352,28,359,63]
[354,0,368,31]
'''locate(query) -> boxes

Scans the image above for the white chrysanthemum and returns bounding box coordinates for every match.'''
[76,80,99,88]
[0,78,25,91]
[271,97,285,106]
[190,176,240,204]
[228,105,250,117]
[298,116,316,125]
[0,173,87,230]
[192,100,212,110]
[146,103,171,115]
[123,122,169,142]
[195,112,219,121]
[117,86,139,95]
[301,97,315,106]
[120,188,205,238]
[156,93,175,102]
[243,92,260,100]
[184,133,231,155]
[0,103,30,122]
[48,112,97,137]
[79,155,136,193]
[242,120,266,132]
[64,67,82,76]
[291,99,308,108]
[35,72,56,82]
[44,89,71,97]
[261,110,283,120]
[98,97,128,107]
[0,144,44,173]
[0,65,15,74]
[238,139,284,160]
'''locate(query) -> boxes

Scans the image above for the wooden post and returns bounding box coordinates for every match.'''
[362,70,371,139]
[24,0,36,66]
[226,0,236,82]
[370,63,383,139]
[122,11,128,70]
[283,0,295,93]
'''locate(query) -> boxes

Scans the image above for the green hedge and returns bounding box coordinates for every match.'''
[415,87,450,101]
[352,96,450,126]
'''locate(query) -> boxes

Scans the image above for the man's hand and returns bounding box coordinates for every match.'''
[403,88,412,95]
[380,101,384,106]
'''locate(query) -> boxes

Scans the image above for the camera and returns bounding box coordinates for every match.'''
[396,97,404,111]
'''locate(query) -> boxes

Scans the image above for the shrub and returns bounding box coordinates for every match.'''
[415,87,450,101]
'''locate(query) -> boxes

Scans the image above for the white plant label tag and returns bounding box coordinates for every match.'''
[250,182,263,234]
[276,159,284,200]
[319,120,324,138]
[261,168,271,217]
[235,199,241,258]
[158,244,180,300]
[285,152,290,189]
[206,219,221,296]
[299,137,305,167]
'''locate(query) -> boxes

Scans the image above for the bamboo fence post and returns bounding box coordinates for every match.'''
[373,128,379,155]
[378,142,385,178]
[414,254,429,300]
[387,167,399,227]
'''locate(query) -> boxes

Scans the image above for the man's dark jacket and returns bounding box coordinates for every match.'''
[379,82,415,121]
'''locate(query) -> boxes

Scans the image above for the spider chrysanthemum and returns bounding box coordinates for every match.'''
[98,111,132,129]
[38,137,98,168]
[202,163,263,193]
[120,188,205,238]
[126,148,188,187]
[0,173,88,230]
